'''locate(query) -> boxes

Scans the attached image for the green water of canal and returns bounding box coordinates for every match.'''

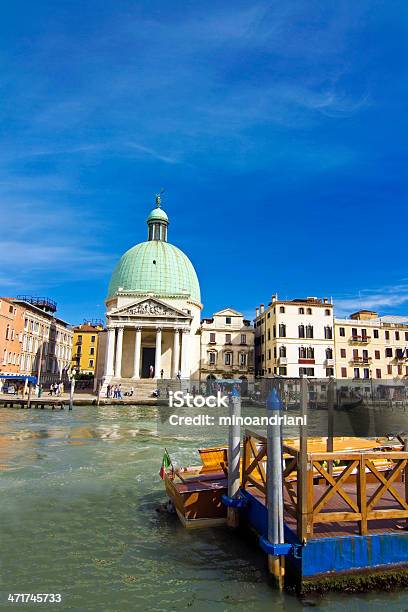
[0,405,406,611]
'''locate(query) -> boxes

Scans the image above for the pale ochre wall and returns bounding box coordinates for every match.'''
[334,318,408,380]
[200,309,255,380]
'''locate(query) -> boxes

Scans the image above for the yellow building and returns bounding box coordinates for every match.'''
[334,310,408,381]
[72,321,104,375]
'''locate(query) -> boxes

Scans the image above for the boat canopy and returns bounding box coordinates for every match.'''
[0,375,38,384]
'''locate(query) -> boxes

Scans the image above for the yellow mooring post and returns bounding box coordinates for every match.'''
[266,387,285,590]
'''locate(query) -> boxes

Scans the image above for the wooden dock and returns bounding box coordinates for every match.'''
[0,397,67,410]
[239,429,408,591]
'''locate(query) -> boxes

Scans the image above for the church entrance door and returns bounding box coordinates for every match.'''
[141,347,156,378]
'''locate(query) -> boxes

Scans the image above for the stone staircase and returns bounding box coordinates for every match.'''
[101,378,158,400]
[99,378,189,401]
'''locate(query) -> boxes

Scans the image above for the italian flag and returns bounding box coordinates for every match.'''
[160,449,172,479]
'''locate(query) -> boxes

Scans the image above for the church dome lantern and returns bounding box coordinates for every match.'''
[147,192,169,241]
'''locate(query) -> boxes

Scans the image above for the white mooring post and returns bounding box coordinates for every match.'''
[227,386,241,528]
[69,368,77,411]
[266,387,285,590]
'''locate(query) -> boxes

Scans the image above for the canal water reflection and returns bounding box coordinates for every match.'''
[0,406,406,611]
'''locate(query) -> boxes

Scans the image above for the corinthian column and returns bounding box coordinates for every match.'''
[132,327,142,379]
[114,327,124,378]
[154,327,162,377]
[180,328,190,379]
[172,329,180,378]
[105,327,115,377]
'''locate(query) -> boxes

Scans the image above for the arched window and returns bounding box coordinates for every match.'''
[239,353,247,366]
[278,324,286,338]
[306,308,312,315]
[279,346,286,357]
[298,325,305,338]
[224,352,233,365]
[326,347,333,359]
[324,326,333,339]
[208,352,216,365]
[306,347,314,359]
[298,307,304,314]
[306,325,314,339]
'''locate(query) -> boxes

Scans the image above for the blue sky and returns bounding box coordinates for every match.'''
[1,0,407,324]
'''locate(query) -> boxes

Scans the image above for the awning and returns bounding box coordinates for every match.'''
[0,375,38,384]
[207,379,243,384]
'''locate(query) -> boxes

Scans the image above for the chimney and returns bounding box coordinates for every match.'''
[260,304,264,313]
[323,297,328,304]
[271,294,277,303]
[255,307,259,317]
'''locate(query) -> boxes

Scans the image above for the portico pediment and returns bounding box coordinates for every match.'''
[110,297,192,320]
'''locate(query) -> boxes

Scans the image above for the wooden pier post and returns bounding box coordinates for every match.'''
[326,377,335,480]
[297,375,309,542]
[227,387,241,528]
[266,387,285,590]
[27,383,32,410]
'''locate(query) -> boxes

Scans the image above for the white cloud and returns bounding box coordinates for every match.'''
[334,283,408,317]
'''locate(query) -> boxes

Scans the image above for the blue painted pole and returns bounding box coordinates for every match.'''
[266,386,285,589]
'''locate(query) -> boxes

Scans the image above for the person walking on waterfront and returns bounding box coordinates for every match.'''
[160,369,164,379]
[118,384,122,399]
[106,384,111,398]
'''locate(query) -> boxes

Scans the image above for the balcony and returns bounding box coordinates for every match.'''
[202,362,217,370]
[277,357,287,365]
[325,358,334,367]
[349,357,372,365]
[349,335,371,344]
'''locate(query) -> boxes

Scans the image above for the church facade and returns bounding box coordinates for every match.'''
[100,196,202,385]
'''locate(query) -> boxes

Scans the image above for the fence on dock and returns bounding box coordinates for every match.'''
[241,429,408,540]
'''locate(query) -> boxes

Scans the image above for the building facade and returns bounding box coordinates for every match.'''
[0,298,26,375]
[200,308,254,382]
[254,295,335,378]
[11,297,73,386]
[72,321,104,375]
[101,195,202,387]
[334,310,408,381]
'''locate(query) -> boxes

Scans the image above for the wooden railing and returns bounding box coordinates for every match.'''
[307,451,408,536]
[242,430,267,496]
[241,430,408,539]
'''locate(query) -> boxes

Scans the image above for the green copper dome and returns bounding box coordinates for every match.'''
[107,240,201,302]
[108,197,200,302]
